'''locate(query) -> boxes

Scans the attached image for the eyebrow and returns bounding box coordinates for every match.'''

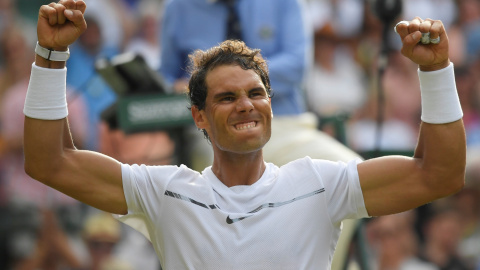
[213,87,267,99]
[249,87,267,93]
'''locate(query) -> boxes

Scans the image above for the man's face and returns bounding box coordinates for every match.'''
[193,65,272,154]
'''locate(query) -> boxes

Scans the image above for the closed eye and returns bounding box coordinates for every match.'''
[249,89,267,99]
[214,91,236,103]
[220,96,235,102]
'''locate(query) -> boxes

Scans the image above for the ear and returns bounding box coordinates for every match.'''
[269,97,273,118]
[191,105,208,130]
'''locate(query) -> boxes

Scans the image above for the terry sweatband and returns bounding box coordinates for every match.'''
[24,63,68,120]
[418,63,463,124]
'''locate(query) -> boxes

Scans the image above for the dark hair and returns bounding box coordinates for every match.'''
[187,40,272,140]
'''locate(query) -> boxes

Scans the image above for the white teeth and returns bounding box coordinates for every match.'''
[235,121,256,130]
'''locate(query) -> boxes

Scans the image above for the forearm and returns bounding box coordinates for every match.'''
[24,55,74,181]
[415,120,466,179]
[414,63,466,194]
[24,117,72,181]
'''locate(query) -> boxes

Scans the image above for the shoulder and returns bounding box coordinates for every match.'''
[274,157,327,183]
[122,163,202,184]
[278,157,362,182]
[280,156,353,171]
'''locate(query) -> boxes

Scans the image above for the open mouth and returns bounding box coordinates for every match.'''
[235,121,257,130]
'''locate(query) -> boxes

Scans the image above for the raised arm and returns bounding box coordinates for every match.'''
[24,0,127,214]
[358,18,466,216]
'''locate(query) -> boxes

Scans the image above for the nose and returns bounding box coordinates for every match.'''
[236,96,254,113]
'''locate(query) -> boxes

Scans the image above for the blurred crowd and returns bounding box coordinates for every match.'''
[0,0,479,269]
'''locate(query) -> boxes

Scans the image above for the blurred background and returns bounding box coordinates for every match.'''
[0,0,479,269]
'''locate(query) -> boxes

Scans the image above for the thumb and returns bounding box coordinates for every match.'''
[64,9,87,32]
[407,31,422,45]
[401,31,421,55]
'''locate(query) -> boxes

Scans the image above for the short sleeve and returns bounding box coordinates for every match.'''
[311,158,369,225]
[114,163,183,241]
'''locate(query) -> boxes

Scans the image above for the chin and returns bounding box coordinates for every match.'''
[215,139,268,154]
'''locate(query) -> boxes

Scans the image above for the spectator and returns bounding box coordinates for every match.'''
[0,24,35,103]
[124,0,164,71]
[82,0,135,52]
[0,0,13,35]
[457,147,480,268]
[420,204,470,270]
[307,0,365,39]
[456,0,480,64]
[455,65,480,146]
[80,212,133,270]
[366,211,438,270]
[446,23,468,66]
[304,23,367,138]
[99,122,175,166]
[66,15,117,151]
[347,51,421,153]
[9,208,82,270]
[402,0,457,30]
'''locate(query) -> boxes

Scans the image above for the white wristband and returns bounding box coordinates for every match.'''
[418,63,463,124]
[24,63,68,120]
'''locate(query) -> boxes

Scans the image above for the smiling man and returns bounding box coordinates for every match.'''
[23,1,466,269]
[189,46,274,187]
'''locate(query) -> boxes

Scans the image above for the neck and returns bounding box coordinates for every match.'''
[211,149,266,187]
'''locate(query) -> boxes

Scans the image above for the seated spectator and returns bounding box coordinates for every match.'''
[305,23,367,139]
[124,0,163,71]
[420,205,470,270]
[347,51,421,153]
[455,65,480,146]
[66,15,118,151]
[81,212,133,270]
[9,208,82,270]
[457,147,480,268]
[366,211,438,270]
[456,0,480,65]
[0,24,35,104]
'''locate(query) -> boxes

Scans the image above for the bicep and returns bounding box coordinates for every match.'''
[52,149,127,214]
[358,156,434,217]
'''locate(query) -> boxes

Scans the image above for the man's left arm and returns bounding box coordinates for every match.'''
[358,18,466,217]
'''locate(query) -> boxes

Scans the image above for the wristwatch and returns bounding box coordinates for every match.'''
[35,42,70,61]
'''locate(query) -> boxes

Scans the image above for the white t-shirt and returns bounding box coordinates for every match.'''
[115,156,369,269]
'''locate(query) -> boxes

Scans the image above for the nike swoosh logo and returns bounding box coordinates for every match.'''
[226,215,252,224]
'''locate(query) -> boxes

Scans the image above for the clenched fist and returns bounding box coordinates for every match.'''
[37,0,87,51]
[395,17,450,71]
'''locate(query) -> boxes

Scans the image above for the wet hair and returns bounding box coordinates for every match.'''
[187,40,272,140]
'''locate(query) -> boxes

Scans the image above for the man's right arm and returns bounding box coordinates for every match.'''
[24,0,127,215]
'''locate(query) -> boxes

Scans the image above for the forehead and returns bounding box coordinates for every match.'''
[205,65,264,93]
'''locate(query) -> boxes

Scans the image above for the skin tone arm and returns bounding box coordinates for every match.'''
[358,18,466,216]
[23,0,127,214]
